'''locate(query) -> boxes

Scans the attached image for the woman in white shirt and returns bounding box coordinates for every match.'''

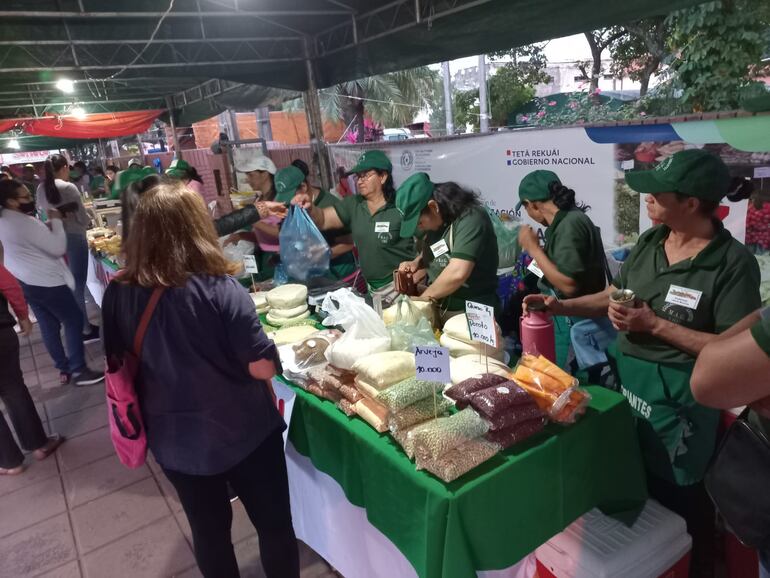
[0,179,103,387]
[37,154,99,342]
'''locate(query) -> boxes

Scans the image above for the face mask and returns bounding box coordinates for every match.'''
[18,201,36,215]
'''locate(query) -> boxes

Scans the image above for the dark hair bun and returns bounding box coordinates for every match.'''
[726,177,753,203]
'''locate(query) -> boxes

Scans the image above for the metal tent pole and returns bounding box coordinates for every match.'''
[228,109,241,142]
[165,96,182,160]
[441,61,454,136]
[478,54,489,133]
[303,39,333,191]
[135,134,146,165]
[255,107,273,141]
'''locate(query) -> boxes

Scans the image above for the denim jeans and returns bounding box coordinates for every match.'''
[66,232,91,332]
[20,283,86,375]
[760,549,770,578]
[0,326,48,468]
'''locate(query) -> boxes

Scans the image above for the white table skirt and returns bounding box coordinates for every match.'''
[285,442,536,578]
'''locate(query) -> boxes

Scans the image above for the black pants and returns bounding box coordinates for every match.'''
[0,325,48,469]
[647,474,716,578]
[162,430,299,578]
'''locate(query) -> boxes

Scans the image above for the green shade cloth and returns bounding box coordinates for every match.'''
[287,382,648,578]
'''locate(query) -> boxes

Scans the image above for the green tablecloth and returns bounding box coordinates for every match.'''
[287,383,648,578]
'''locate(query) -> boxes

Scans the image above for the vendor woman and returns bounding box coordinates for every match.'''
[516,170,608,369]
[274,165,356,279]
[524,150,760,577]
[292,150,414,303]
[395,172,499,322]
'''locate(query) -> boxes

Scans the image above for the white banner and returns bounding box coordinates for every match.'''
[0,150,61,165]
[331,129,618,245]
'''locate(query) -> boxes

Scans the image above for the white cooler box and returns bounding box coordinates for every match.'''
[536,500,692,578]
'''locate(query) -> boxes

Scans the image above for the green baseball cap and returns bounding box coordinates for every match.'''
[112,165,156,195]
[274,165,306,203]
[516,170,561,211]
[396,172,434,238]
[625,149,730,202]
[165,158,190,179]
[347,150,392,175]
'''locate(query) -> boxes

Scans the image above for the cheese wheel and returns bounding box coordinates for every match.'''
[442,313,502,345]
[450,356,510,385]
[439,333,505,361]
[266,284,308,308]
[250,292,268,307]
[270,304,309,319]
[266,310,311,326]
[270,325,318,346]
[256,305,271,315]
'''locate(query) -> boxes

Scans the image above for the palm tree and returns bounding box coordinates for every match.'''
[287,66,439,142]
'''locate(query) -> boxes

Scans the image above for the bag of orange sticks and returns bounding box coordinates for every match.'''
[511,354,591,424]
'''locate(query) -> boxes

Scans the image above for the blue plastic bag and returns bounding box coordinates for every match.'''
[279,206,331,282]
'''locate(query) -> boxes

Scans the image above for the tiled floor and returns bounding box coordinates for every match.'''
[1,322,338,578]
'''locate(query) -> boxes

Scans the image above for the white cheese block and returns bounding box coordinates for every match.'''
[269,304,309,319]
[442,313,502,345]
[266,284,308,308]
[270,325,318,346]
[439,333,505,361]
[250,292,268,307]
[266,310,311,326]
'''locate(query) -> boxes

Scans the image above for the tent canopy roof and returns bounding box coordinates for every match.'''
[0,0,705,121]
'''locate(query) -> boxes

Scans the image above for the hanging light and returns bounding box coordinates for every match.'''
[70,106,87,119]
[7,138,20,149]
[55,78,75,93]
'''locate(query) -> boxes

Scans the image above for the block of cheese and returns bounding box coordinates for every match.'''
[442,313,501,346]
[269,304,309,319]
[352,351,416,389]
[450,355,510,385]
[382,299,435,327]
[439,333,505,361]
[267,284,308,309]
[251,292,268,308]
[266,310,311,326]
[270,325,318,346]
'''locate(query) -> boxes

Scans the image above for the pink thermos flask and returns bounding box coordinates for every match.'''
[520,302,556,363]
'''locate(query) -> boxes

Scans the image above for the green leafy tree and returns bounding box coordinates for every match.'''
[667,0,767,112]
[608,18,669,97]
[285,66,438,142]
[453,89,480,132]
[583,28,628,93]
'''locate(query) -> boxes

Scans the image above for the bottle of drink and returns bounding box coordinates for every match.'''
[520,301,556,363]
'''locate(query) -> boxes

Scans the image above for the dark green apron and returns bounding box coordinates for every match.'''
[609,343,720,486]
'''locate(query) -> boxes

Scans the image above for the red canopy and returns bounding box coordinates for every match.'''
[0,110,163,140]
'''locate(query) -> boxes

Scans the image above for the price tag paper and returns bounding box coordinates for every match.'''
[414,346,451,383]
[465,301,498,348]
[243,255,259,274]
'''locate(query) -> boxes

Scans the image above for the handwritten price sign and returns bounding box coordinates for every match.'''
[465,300,497,348]
[414,346,450,383]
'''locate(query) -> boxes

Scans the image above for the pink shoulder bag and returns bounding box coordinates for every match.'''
[105,287,164,468]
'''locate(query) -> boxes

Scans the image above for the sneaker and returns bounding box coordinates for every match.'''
[60,372,72,385]
[73,368,104,387]
[82,325,101,344]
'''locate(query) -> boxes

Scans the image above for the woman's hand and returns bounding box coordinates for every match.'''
[523,294,564,315]
[398,261,414,273]
[608,301,658,333]
[518,225,539,254]
[256,201,288,220]
[18,318,33,336]
[291,193,312,210]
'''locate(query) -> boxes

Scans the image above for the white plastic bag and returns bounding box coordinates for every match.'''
[221,240,256,278]
[320,288,391,369]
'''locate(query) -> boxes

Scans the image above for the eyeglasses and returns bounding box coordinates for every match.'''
[355,170,376,181]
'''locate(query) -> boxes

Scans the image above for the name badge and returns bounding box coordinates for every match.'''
[527,260,544,278]
[665,285,702,310]
[430,239,449,259]
[374,221,390,233]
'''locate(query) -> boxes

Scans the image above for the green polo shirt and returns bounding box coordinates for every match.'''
[422,205,499,310]
[334,195,415,289]
[749,307,770,438]
[538,209,607,299]
[614,223,761,364]
[314,189,356,279]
